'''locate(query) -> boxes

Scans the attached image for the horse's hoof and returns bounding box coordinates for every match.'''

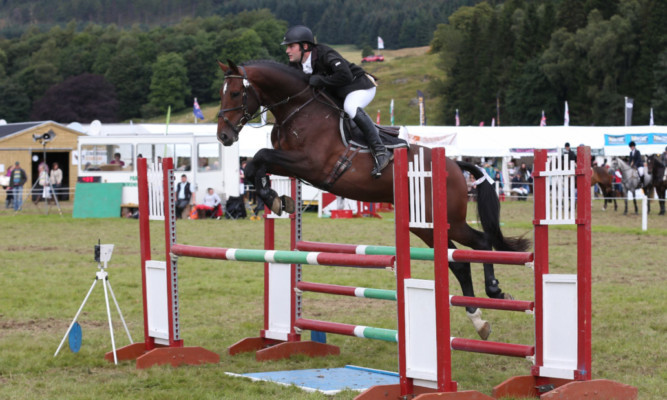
[477,321,492,341]
[270,197,282,216]
[281,195,295,214]
[467,309,491,340]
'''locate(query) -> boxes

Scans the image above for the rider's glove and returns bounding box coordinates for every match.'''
[309,75,325,88]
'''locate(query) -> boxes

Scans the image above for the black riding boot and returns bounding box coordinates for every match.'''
[353,107,392,178]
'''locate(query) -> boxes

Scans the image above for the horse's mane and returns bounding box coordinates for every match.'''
[239,59,308,83]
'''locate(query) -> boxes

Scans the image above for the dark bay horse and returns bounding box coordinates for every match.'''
[646,155,666,215]
[216,60,529,339]
[591,166,617,211]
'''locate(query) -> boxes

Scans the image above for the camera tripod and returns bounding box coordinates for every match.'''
[54,244,133,364]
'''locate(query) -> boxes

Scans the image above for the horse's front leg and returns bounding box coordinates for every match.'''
[244,148,317,216]
[244,159,295,216]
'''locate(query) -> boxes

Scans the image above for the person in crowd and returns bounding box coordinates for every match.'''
[612,168,624,197]
[518,162,532,193]
[49,162,62,202]
[110,152,125,167]
[4,165,13,209]
[10,161,27,212]
[282,25,391,178]
[174,174,192,219]
[511,172,529,200]
[195,188,222,219]
[628,141,643,185]
[661,146,667,179]
[564,142,576,166]
[33,163,48,204]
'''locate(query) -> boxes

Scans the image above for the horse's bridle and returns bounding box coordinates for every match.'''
[217,65,313,134]
[217,66,261,135]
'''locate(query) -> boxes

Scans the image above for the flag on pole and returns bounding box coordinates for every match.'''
[564,101,570,126]
[376,109,381,124]
[455,109,460,127]
[378,37,384,50]
[193,97,205,121]
[624,97,634,126]
[491,117,496,127]
[479,121,484,127]
[390,99,395,126]
[649,107,654,126]
[540,110,547,127]
[165,105,171,135]
[417,90,426,126]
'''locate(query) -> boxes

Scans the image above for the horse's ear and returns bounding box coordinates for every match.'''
[217,60,229,73]
[227,59,239,74]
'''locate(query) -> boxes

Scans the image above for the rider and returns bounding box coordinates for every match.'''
[628,141,644,184]
[281,25,392,178]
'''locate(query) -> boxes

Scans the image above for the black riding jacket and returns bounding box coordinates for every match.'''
[289,44,374,98]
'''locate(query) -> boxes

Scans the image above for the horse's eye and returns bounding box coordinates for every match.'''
[230,92,241,99]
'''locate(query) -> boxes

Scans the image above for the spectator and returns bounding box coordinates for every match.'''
[511,172,529,200]
[110,152,125,167]
[194,188,222,219]
[10,161,27,212]
[4,165,13,209]
[518,162,532,193]
[174,174,192,219]
[49,162,63,201]
[563,142,576,166]
[33,163,48,204]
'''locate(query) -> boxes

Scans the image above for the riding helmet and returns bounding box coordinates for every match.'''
[281,25,315,45]
[629,141,636,147]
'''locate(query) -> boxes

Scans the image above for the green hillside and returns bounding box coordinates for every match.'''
[155,46,440,127]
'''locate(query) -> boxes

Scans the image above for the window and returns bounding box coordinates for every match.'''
[197,143,221,171]
[80,144,133,172]
[137,143,192,171]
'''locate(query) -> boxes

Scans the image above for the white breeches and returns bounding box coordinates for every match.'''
[344,87,376,118]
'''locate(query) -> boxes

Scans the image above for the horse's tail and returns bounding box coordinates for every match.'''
[456,161,530,252]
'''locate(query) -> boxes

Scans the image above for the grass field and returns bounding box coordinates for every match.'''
[1,198,665,399]
[151,46,438,127]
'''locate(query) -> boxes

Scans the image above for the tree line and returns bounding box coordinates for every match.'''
[430,0,667,126]
[0,0,480,48]
[0,10,288,122]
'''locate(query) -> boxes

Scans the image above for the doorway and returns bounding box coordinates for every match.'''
[30,151,71,201]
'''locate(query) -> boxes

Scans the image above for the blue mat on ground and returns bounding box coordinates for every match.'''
[226,365,400,394]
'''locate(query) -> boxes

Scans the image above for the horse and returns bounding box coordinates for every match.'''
[646,154,666,215]
[215,59,529,340]
[611,157,646,215]
[591,166,617,211]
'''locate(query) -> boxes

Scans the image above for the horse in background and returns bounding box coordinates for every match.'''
[612,157,645,215]
[591,166,617,211]
[646,155,666,215]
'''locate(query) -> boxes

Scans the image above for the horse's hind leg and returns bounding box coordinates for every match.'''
[451,223,513,300]
[448,241,491,340]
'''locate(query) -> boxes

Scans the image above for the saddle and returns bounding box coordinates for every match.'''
[339,112,408,151]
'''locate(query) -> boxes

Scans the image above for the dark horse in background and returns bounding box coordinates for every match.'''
[646,155,666,215]
[215,60,529,339]
[591,166,618,211]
